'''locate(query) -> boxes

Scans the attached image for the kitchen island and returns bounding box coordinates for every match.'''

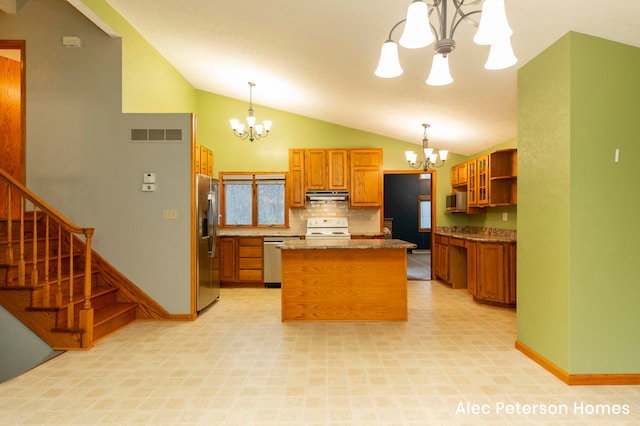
[279,239,416,321]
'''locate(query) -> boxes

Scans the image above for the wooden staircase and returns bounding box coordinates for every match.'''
[1,168,170,350]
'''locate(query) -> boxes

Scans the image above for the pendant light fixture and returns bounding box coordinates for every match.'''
[375,0,517,86]
[405,124,448,171]
[230,82,272,142]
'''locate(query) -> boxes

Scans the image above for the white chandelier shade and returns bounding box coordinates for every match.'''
[426,53,453,86]
[374,40,403,78]
[473,0,513,45]
[375,0,517,86]
[399,0,435,49]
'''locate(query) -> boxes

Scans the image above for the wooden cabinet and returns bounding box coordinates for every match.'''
[288,148,382,208]
[466,240,516,307]
[448,237,467,289]
[327,150,349,190]
[349,149,383,207]
[433,234,449,282]
[467,158,477,207]
[434,233,516,307]
[305,149,327,190]
[220,237,236,282]
[305,149,348,191]
[477,242,506,302]
[476,154,489,206]
[289,149,306,208]
[489,149,517,206]
[451,162,468,187]
[220,236,264,286]
[195,143,213,176]
[450,149,517,213]
[466,240,477,296]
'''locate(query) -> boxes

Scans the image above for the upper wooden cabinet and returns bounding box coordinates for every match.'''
[489,149,517,206]
[289,149,306,208]
[449,149,517,212]
[476,154,490,206]
[195,143,213,176]
[451,162,467,187]
[305,149,349,191]
[327,150,349,190]
[288,148,382,208]
[349,149,383,207]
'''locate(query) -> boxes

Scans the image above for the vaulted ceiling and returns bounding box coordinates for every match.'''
[96,1,640,154]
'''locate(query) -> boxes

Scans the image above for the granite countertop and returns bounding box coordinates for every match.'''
[279,238,416,250]
[435,229,516,243]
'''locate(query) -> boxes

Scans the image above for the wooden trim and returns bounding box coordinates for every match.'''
[515,340,640,385]
[190,113,197,316]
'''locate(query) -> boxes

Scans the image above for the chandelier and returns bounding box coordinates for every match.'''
[405,124,448,171]
[375,0,517,86]
[230,82,272,142]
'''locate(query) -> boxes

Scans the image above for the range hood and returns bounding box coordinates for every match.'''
[306,190,349,201]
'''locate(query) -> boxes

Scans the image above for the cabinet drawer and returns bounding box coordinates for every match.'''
[238,237,262,246]
[434,235,449,245]
[238,269,262,281]
[239,246,263,258]
[239,258,263,270]
[449,237,465,248]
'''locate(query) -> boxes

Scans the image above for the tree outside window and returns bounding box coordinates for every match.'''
[221,173,288,227]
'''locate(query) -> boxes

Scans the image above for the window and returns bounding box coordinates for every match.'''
[418,195,432,232]
[221,173,288,227]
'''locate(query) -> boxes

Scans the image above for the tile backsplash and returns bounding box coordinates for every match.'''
[289,200,381,235]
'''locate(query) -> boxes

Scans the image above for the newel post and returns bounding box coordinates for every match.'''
[79,228,95,348]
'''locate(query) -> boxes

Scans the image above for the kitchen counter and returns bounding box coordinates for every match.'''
[280,239,413,321]
[435,227,516,243]
[279,238,415,250]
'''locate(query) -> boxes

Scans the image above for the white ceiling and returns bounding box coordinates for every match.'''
[102,0,640,155]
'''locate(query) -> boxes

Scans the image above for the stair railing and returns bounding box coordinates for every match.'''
[1,168,95,348]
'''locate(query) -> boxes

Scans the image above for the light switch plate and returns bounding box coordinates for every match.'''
[162,209,178,220]
[143,173,156,183]
[142,183,156,192]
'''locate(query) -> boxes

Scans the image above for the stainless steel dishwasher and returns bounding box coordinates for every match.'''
[263,236,299,288]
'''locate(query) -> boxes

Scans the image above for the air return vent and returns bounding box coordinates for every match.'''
[130,128,183,143]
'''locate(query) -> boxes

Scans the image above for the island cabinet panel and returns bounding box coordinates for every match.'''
[349,149,383,207]
[281,248,407,321]
[289,149,306,207]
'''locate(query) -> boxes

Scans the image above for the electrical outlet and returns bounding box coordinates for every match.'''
[162,209,178,220]
[502,212,508,221]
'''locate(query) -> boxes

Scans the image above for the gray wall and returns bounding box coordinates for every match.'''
[0,0,193,313]
[0,306,60,383]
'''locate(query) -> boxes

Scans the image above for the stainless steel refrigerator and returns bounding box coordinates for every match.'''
[196,174,220,312]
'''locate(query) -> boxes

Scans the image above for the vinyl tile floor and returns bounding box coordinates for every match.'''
[1,281,639,425]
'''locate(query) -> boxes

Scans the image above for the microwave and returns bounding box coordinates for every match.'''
[446,192,467,210]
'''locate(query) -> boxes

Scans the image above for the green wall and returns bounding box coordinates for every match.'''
[518,32,640,374]
[83,0,516,232]
[194,90,421,174]
[82,0,196,112]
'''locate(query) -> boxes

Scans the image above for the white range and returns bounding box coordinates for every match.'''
[305,217,351,240]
